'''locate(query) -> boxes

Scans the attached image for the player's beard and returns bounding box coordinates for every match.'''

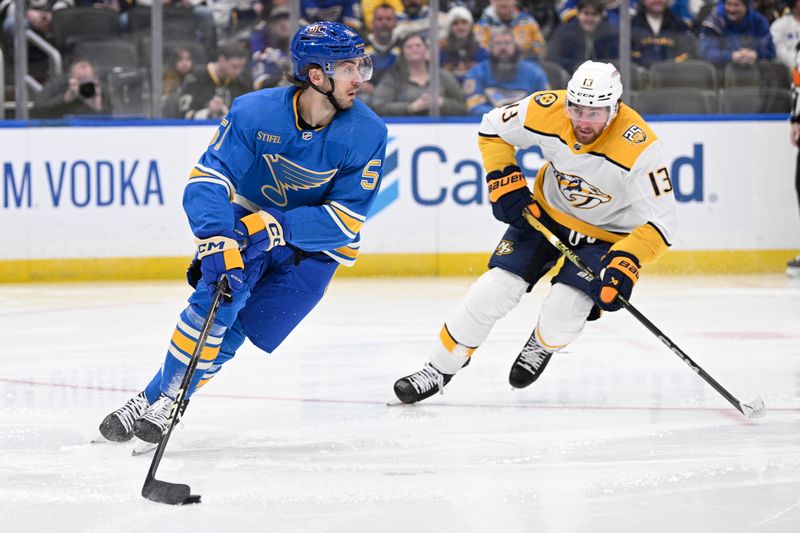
[333,94,355,110]
[331,86,357,110]
[574,126,602,145]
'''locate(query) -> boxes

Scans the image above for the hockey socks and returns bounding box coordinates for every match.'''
[146,307,227,402]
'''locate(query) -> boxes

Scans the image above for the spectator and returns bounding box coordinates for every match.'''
[440,5,489,83]
[463,27,548,115]
[547,0,618,74]
[360,3,401,104]
[163,46,196,94]
[475,0,547,59]
[1,0,72,39]
[1,0,73,79]
[362,0,403,32]
[32,57,111,118]
[770,0,800,69]
[558,0,627,25]
[176,41,251,119]
[301,0,363,32]
[699,0,776,66]
[372,32,467,115]
[208,1,266,42]
[631,0,696,67]
[74,0,128,31]
[395,0,447,41]
[250,5,292,89]
[520,0,560,39]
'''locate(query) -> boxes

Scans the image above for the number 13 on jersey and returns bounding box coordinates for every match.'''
[648,167,673,197]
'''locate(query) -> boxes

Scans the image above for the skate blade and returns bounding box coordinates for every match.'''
[90,434,129,445]
[132,440,158,456]
[385,399,413,407]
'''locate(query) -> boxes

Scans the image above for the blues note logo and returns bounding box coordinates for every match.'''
[262,154,337,206]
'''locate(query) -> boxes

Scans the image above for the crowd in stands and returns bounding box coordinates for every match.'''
[1,0,798,119]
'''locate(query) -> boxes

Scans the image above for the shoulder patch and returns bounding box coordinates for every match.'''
[533,92,559,108]
[622,124,647,144]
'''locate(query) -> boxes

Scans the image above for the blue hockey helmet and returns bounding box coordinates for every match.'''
[290,22,372,82]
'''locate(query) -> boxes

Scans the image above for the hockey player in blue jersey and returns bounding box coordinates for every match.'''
[99,22,387,444]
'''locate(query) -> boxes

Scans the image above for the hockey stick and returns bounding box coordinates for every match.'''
[141,276,230,505]
[522,208,766,419]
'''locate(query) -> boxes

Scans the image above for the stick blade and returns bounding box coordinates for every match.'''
[142,478,201,505]
[741,396,767,419]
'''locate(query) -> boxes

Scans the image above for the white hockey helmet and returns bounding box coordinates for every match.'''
[566,61,623,126]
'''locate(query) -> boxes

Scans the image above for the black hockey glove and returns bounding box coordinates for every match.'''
[486,165,534,229]
[594,250,641,312]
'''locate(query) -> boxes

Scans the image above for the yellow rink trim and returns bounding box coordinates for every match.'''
[0,250,797,283]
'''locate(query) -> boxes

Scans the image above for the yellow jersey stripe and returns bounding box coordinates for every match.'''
[329,204,365,234]
[610,223,670,264]
[478,134,517,175]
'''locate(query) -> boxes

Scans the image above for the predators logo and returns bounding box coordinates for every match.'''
[554,167,612,209]
[533,92,558,107]
[262,154,337,206]
[495,240,514,256]
[622,124,647,144]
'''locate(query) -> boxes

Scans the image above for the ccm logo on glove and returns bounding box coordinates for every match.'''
[234,208,287,261]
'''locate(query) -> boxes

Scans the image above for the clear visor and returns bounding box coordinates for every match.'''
[565,101,611,124]
[331,56,373,82]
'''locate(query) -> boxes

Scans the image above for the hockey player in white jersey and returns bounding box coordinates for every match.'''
[394,61,678,403]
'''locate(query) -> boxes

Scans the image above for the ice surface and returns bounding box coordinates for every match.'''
[1,275,799,533]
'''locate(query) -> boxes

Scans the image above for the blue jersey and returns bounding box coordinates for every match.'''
[185,86,388,266]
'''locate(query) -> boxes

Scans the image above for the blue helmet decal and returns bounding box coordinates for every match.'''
[291,22,367,81]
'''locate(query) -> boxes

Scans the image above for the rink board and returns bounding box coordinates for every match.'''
[1,118,798,281]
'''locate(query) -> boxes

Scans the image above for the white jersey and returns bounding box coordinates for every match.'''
[479,90,677,263]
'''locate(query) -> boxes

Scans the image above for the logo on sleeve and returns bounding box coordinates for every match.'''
[495,240,514,256]
[622,125,647,144]
[533,92,558,107]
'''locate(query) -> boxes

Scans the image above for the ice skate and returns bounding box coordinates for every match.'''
[98,392,150,442]
[394,362,457,404]
[509,333,553,389]
[133,393,175,444]
[787,256,800,278]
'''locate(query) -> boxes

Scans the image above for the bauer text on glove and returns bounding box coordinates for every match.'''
[596,250,640,312]
[486,165,534,228]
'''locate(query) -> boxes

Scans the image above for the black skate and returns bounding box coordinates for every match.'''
[788,256,800,279]
[98,392,150,442]
[509,333,553,389]
[133,393,181,444]
[394,360,471,404]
